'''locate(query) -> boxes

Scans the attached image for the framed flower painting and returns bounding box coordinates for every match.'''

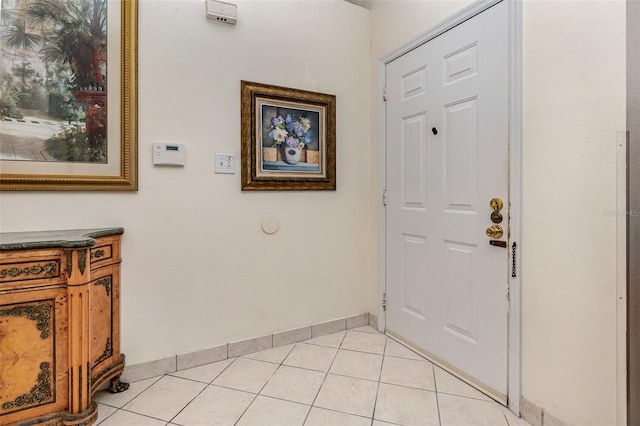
[241,81,336,191]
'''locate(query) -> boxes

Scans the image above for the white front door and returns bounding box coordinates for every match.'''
[384,1,510,401]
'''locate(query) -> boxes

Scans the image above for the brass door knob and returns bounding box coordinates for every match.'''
[486,225,504,239]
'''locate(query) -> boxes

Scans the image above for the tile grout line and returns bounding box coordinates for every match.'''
[375,377,456,396]
[117,330,504,426]
[502,407,513,426]
[278,329,389,422]
[433,362,443,426]
[98,374,164,410]
[114,327,503,426]
[232,389,261,425]
[437,390,501,403]
[95,375,166,425]
[166,358,235,386]
[116,406,179,424]
[301,329,348,425]
[166,357,242,425]
[94,403,116,426]
[239,340,281,419]
[172,336,400,423]
[369,336,388,426]
[121,329,481,418]
[234,339,297,426]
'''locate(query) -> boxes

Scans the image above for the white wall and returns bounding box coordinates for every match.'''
[522,1,625,424]
[0,0,373,365]
[368,1,625,425]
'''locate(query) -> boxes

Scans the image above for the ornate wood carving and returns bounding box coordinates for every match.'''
[94,276,112,295]
[0,262,57,279]
[78,249,87,275]
[95,338,112,366]
[91,249,106,260]
[108,377,129,393]
[1,362,52,411]
[0,302,52,339]
[66,251,73,276]
[66,249,89,276]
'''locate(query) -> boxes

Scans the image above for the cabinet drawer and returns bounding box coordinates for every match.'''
[0,259,61,284]
[90,245,113,264]
[90,236,121,268]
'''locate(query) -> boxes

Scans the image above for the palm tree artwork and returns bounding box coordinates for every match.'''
[0,0,108,163]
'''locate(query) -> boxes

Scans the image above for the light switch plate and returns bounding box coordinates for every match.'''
[215,153,235,174]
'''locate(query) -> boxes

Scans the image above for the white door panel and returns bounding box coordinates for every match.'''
[385,1,509,399]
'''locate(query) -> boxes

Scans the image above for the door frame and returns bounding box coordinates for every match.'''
[376,0,523,415]
[627,0,639,422]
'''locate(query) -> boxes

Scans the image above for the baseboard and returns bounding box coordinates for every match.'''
[121,355,176,384]
[121,312,372,383]
[521,396,571,426]
[368,312,378,329]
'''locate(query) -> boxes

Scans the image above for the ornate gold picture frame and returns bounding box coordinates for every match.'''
[0,0,138,191]
[241,81,336,191]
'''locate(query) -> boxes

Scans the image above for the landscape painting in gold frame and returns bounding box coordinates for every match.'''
[0,0,138,191]
[241,81,336,191]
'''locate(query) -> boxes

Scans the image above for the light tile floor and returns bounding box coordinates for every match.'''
[93,326,531,426]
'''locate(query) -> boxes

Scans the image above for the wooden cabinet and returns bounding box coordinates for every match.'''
[0,229,127,426]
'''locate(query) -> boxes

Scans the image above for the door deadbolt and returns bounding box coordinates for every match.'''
[490,211,503,224]
[489,197,504,212]
[486,225,504,239]
[489,197,504,223]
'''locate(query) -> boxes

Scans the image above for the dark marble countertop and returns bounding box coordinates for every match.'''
[0,228,124,251]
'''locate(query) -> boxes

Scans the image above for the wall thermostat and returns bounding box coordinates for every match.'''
[206,0,237,25]
[153,143,185,166]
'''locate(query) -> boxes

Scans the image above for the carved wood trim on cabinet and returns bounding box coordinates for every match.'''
[0,229,126,426]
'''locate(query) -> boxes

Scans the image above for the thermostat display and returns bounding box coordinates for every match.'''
[153,143,185,166]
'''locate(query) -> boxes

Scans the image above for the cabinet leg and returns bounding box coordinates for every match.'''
[108,376,130,393]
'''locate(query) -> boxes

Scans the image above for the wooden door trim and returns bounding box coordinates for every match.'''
[627,0,639,423]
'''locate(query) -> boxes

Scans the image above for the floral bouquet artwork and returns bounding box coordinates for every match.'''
[241,81,335,191]
[267,114,313,165]
[259,104,321,172]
